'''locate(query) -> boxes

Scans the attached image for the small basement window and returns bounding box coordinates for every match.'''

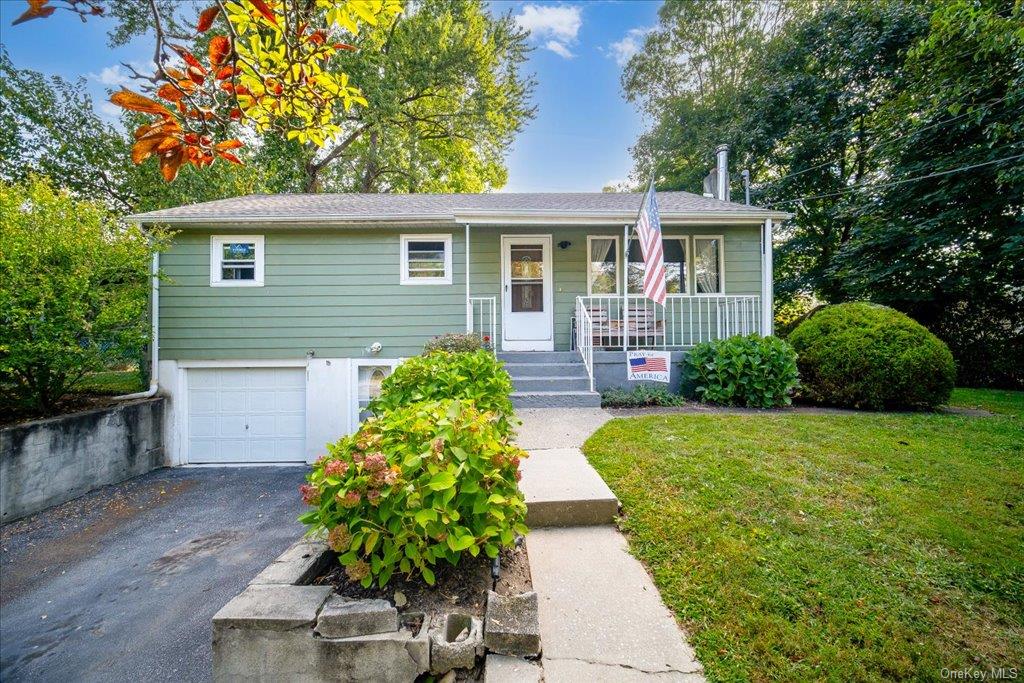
[353,362,396,425]
[401,234,452,285]
[210,235,264,287]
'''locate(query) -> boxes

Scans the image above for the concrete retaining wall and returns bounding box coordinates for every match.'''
[1,398,165,523]
[593,351,694,395]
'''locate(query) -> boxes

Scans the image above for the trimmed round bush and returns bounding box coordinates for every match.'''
[369,350,515,435]
[787,302,955,410]
[685,334,799,408]
[299,399,528,588]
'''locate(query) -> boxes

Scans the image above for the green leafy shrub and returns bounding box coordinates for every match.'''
[423,333,485,354]
[370,350,515,435]
[0,177,168,414]
[788,302,955,410]
[601,384,685,408]
[299,400,528,587]
[685,334,799,408]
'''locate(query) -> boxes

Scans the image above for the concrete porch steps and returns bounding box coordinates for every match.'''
[499,352,601,408]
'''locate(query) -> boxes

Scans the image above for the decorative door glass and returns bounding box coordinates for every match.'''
[510,245,544,312]
[357,366,390,422]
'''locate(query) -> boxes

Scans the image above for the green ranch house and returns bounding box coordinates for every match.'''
[130,186,788,466]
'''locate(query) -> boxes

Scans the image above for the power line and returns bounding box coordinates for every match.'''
[754,95,1018,189]
[764,151,1024,207]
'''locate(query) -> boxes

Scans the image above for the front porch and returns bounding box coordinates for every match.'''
[454,222,774,394]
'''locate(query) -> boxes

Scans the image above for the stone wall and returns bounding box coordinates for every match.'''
[593,350,693,395]
[1,398,165,523]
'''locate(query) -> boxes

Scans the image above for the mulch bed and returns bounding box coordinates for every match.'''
[312,543,531,619]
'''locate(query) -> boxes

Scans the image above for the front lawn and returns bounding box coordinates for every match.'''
[584,392,1023,681]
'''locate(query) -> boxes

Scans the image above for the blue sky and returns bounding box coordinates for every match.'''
[0,0,660,192]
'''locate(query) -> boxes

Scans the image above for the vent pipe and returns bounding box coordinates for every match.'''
[715,144,730,202]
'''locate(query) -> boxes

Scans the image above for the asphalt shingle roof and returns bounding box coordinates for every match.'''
[128,191,788,224]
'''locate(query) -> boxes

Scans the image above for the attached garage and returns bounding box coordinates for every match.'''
[186,367,306,464]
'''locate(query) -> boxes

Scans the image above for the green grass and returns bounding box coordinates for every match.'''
[950,387,1024,418]
[76,369,144,395]
[584,394,1023,682]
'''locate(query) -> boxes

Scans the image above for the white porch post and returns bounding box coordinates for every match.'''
[622,223,629,351]
[465,223,471,333]
[761,218,774,336]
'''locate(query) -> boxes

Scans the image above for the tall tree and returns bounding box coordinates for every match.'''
[275,0,536,193]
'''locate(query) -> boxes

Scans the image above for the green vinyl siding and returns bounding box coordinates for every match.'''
[159,224,763,359]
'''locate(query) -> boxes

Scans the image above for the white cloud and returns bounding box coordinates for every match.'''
[544,40,574,59]
[515,4,582,59]
[88,61,153,88]
[606,27,653,66]
[90,65,132,88]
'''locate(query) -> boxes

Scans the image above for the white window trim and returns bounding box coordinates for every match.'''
[349,359,400,430]
[210,235,265,287]
[692,235,726,295]
[400,234,453,285]
[626,234,692,296]
[586,235,621,296]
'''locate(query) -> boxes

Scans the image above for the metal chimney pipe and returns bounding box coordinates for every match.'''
[715,145,730,201]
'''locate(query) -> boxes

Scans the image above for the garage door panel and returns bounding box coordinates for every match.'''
[276,389,305,412]
[187,367,306,464]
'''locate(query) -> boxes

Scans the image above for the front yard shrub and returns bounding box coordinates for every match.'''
[370,350,515,435]
[0,177,168,415]
[423,333,484,354]
[685,334,799,408]
[788,302,955,410]
[299,400,528,588]
[601,384,685,408]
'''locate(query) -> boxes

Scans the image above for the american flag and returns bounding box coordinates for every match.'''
[635,179,667,306]
[630,356,668,373]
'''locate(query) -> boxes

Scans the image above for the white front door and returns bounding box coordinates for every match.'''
[501,235,553,351]
[187,367,306,463]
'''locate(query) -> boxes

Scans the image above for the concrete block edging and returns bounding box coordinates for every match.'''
[212,538,542,681]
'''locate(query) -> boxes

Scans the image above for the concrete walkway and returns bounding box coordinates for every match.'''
[516,408,705,682]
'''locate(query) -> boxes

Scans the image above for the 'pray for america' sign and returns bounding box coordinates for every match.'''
[626,350,671,383]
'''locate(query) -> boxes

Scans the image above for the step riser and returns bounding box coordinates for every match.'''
[514,377,592,392]
[498,352,581,364]
[512,393,602,409]
[526,499,619,527]
[504,364,589,378]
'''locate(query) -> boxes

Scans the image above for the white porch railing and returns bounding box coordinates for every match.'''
[574,297,595,392]
[468,296,497,354]
[576,295,761,350]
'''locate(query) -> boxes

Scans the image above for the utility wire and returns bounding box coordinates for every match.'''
[753,95,1019,189]
[764,151,1024,207]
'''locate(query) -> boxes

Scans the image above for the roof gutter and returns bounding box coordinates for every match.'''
[127,209,791,226]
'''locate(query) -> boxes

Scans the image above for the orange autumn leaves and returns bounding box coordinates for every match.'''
[108,4,245,182]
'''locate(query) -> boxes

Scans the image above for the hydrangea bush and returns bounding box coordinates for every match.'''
[369,350,516,435]
[685,334,799,408]
[299,400,528,588]
[423,333,485,354]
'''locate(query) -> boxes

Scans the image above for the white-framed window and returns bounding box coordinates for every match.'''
[586,235,620,295]
[627,236,691,295]
[351,360,399,426]
[693,235,725,294]
[400,234,452,285]
[210,235,264,287]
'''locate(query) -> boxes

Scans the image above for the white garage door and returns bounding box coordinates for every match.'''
[187,367,306,464]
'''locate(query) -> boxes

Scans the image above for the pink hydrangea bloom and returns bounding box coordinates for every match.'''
[324,459,349,478]
[363,452,387,472]
[299,484,320,505]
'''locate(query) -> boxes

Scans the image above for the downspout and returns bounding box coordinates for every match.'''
[761,218,774,336]
[465,223,471,333]
[115,250,159,400]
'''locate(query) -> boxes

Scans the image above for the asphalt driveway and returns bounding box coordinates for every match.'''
[0,466,308,682]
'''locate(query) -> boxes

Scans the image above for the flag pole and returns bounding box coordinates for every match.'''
[624,176,656,352]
